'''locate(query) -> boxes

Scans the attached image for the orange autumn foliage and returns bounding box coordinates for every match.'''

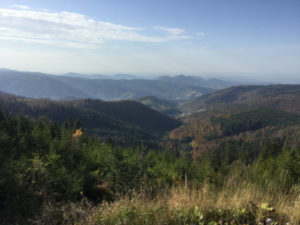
[72,128,83,138]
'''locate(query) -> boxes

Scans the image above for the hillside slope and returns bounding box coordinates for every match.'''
[166,85,300,158]
[180,85,300,116]
[137,96,181,117]
[0,92,181,146]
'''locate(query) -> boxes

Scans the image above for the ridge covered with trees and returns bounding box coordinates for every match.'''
[0,91,181,146]
[180,84,300,116]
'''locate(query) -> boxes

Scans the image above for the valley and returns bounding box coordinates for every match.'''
[0,72,299,224]
[1,1,299,224]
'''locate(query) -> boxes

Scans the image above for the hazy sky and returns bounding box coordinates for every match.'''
[0,0,299,77]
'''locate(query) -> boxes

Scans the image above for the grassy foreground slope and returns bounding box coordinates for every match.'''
[84,180,300,225]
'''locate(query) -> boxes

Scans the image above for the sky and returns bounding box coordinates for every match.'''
[0,0,299,79]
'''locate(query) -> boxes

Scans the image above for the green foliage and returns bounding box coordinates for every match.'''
[251,144,300,188]
[0,113,185,223]
[212,108,300,136]
[0,111,299,224]
[0,92,182,147]
[138,96,181,117]
[180,84,300,115]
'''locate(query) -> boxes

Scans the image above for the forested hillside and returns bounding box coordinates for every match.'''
[169,85,300,159]
[0,110,299,224]
[180,85,300,115]
[138,96,181,117]
[0,92,181,146]
[0,85,300,225]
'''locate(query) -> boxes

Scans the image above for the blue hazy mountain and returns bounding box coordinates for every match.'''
[0,69,221,100]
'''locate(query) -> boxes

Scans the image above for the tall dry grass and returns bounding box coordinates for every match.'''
[80,180,300,225]
[34,166,300,225]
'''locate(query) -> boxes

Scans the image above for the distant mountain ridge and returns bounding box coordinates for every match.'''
[0,71,92,99]
[56,76,212,100]
[0,69,231,101]
[156,74,233,89]
[63,73,144,80]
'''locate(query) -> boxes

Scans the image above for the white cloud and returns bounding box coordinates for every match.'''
[154,26,191,39]
[196,32,205,36]
[0,6,192,48]
[12,4,31,10]
[154,26,185,35]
